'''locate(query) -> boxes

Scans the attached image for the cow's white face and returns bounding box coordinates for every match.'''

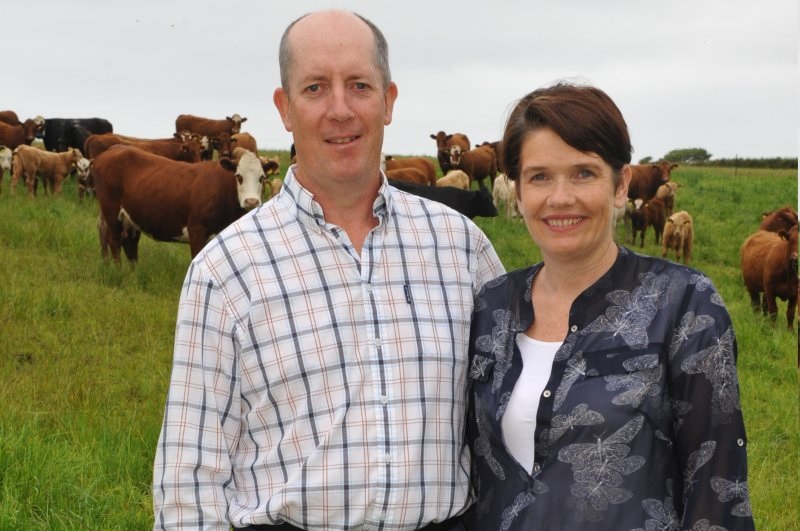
[76,157,91,178]
[449,145,462,166]
[235,151,265,209]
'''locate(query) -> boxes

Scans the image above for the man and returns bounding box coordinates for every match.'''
[153,10,503,531]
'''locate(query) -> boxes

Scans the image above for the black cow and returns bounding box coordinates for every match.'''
[40,118,113,152]
[388,179,498,219]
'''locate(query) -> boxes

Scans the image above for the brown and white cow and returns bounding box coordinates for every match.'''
[0,145,12,180]
[740,226,799,328]
[661,210,694,264]
[628,161,678,201]
[84,133,202,162]
[174,114,246,161]
[92,145,265,261]
[449,144,497,189]
[11,145,83,196]
[430,130,470,174]
[175,114,247,145]
[75,157,93,202]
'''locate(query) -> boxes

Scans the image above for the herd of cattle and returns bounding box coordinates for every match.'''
[0,112,797,331]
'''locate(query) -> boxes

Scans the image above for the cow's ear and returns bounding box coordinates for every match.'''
[240,117,248,123]
[219,158,237,172]
[430,134,436,139]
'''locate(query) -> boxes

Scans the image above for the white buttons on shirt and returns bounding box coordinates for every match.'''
[379,511,387,521]
[570,324,578,333]
[384,453,392,463]
[380,395,389,405]
[542,390,551,398]
[737,438,745,447]
[532,463,542,473]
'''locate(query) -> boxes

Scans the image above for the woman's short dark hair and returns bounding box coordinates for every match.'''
[501,82,632,184]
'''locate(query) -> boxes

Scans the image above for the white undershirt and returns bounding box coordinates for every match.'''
[501,333,561,474]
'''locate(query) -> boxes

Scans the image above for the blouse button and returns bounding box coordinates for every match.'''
[569,324,578,333]
[737,438,745,447]
[532,463,542,473]
[542,390,551,398]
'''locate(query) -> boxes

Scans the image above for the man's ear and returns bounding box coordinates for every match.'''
[383,82,398,126]
[273,87,293,132]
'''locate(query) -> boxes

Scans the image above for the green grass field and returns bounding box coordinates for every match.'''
[0,160,797,529]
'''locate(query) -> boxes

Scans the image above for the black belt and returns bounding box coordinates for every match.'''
[238,516,464,531]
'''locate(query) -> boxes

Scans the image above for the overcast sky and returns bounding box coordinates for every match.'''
[6,0,797,161]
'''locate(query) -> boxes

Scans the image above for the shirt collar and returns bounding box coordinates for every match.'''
[281,165,392,229]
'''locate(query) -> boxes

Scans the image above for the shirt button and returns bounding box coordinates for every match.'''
[737,438,745,447]
[542,390,551,398]
[384,453,392,463]
[532,463,541,473]
[380,395,389,404]
[570,324,578,333]
[379,511,387,521]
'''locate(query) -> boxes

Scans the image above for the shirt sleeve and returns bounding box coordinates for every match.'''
[668,282,755,530]
[153,259,241,531]
[473,231,505,292]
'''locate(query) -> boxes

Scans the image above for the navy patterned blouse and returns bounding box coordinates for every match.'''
[463,247,755,531]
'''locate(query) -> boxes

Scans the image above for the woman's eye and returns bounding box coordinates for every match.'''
[577,169,594,179]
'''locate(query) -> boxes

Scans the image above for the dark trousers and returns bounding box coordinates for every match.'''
[238,517,464,531]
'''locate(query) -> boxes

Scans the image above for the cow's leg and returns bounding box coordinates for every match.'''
[188,227,210,258]
[763,285,777,321]
[98,211,123,263]
[787,291,797,329]
[121,231,141,263]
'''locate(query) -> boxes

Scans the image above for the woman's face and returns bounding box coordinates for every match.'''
[516,127,629,263]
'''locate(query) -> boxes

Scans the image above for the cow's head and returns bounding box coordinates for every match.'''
[473,186,499,218]
[226,114,247,134]
[430,131,448,149]
[221,151,264,209]
[32,115,45,138]
[22,119,39,144]
[179,141,202,163]
[67,147,83,163]
[449,145,463,167]
[653,161,678,183]
[779,226,799,275]
[212,132,233,159]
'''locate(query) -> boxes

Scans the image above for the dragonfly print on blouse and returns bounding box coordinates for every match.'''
[604,353,663,409]
[711,476,752,517]
[474,308,516,393]
[581,272,672,350]
[680,327,742,425]
[557,416,646,522]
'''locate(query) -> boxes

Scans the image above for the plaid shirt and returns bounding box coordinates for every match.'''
[153,168,504,531]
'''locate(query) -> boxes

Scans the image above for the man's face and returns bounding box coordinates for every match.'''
[273,12,398,194]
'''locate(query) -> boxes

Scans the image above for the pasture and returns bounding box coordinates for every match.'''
[0,161,797,529]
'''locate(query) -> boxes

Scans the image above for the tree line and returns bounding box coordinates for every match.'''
[639,148,797,169]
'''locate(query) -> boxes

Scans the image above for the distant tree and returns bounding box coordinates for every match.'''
[663,147,712,164]
[638,156,653,164]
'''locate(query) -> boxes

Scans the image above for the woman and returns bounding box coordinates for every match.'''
[464,83,755,530]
